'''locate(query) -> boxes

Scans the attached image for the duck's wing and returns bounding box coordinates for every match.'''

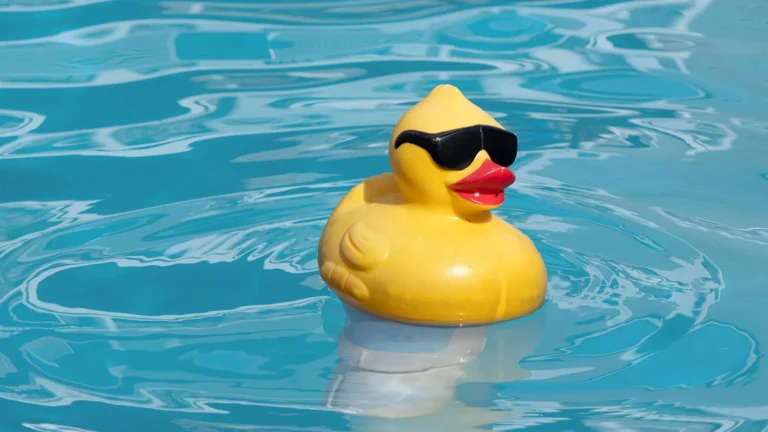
[320,221,389,303]
[319,174,394,300]
[340,221,389,271]
[335,174,396,270]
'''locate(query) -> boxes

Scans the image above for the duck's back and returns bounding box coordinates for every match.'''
[332,173,402,212]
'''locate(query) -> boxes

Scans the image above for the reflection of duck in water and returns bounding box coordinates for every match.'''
[318,84,547,327]
[325,306,545,430]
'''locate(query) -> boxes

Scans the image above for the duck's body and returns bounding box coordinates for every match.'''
[318,85,547,326]
[319,173,545,326]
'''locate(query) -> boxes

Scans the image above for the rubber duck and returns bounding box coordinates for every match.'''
[318,84,547,326]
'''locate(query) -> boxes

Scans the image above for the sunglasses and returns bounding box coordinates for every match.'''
[393,124,518,171]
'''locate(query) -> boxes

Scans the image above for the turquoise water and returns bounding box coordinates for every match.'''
[1,0,768,430]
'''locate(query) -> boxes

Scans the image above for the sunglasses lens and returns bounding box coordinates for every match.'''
[482,127,518,167]
[435,128,481,170]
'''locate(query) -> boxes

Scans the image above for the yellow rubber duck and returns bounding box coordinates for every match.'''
[318,84,547,326]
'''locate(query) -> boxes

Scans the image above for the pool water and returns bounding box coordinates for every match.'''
[1,0,768,430]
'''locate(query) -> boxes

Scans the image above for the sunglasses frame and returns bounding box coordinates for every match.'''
[393,124,518,171]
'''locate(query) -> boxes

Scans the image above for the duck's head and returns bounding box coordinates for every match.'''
[388,84,519,220]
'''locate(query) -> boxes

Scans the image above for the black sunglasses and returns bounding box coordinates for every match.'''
[393,124,518,171]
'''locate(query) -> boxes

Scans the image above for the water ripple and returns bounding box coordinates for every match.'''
[0,0,107,13]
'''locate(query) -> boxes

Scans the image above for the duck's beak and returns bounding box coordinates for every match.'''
[449,159,515,206]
